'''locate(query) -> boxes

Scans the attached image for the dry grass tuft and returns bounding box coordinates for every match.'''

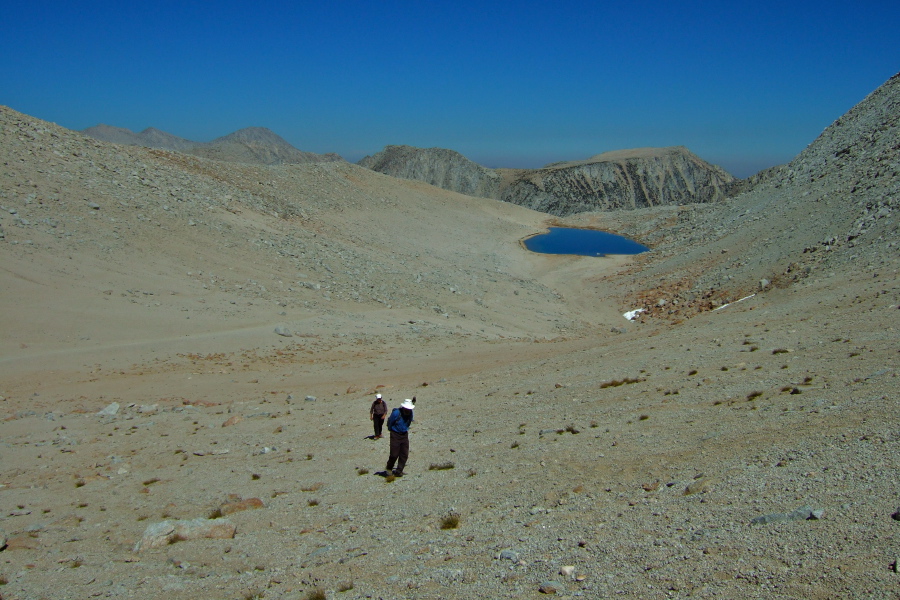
[440,512,460,529]
[429,462,455,471]
[599,377,643,389]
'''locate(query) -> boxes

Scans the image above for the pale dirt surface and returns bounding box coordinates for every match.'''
[0,102,898,600]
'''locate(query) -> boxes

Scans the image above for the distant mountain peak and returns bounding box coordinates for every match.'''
[80,123,344,165]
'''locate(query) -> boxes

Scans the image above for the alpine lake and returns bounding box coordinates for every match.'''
[523,227,649,256]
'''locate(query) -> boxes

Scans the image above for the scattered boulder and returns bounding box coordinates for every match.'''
[221,415,243,427]
[539,580,562,594]
[683,477,716,495]
[133,518,236,552]
[498,549,519,561]
[219,497,265,516]
[4,534,40,550]
[274,325,293,337]
[750,505,824,525]
[97,402,120,416]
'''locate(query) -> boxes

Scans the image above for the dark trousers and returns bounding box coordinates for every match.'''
[373,415,385,437]
[386,431,409,474]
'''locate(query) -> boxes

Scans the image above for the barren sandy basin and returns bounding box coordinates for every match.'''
[0,103,898,599]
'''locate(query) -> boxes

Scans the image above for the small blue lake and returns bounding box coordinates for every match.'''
[523,227,649,257]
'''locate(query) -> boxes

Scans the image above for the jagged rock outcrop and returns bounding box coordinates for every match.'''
[359,145,734,216]
[358,145,501,199]
[81,124,343,166]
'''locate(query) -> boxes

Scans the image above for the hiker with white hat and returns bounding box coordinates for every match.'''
[384,397,415,477]
[369,393,387,439]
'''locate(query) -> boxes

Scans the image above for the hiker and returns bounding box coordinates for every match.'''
[385,397,415,476]
[369,393,387,439]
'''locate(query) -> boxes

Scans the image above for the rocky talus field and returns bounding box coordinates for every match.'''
[0,73,897,600]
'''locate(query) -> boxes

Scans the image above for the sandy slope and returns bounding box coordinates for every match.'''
[0,100,897,600]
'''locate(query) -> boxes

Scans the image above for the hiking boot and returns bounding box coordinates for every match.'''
[392,470,403,477]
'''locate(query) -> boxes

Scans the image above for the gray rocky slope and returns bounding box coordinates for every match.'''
[596,72,899,322]
[359,144,735,216]
[0,72,897,600]
[81,124,344,166]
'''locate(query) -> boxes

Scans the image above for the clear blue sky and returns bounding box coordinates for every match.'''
[3,1,898,177]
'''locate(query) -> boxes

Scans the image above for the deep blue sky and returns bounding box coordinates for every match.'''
[3,1,898,177]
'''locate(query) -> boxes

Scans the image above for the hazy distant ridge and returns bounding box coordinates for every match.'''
[80,124,343,166]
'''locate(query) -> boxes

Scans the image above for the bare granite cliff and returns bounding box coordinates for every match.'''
[359,145,734,216]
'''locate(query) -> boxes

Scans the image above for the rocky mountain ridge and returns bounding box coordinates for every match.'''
[358,145,501,199]
[359,145,735,216]
[81,123,344,166]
